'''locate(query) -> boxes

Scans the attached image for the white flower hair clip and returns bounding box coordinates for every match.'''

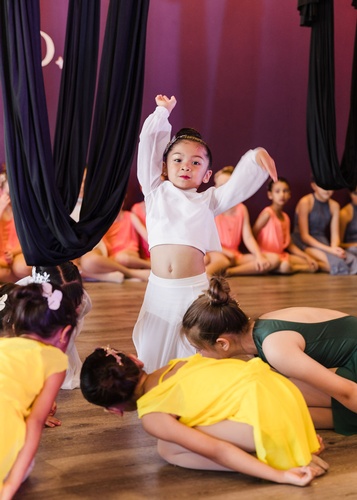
[41,282,63,311]
[0,293,8,312]
[103,345,123,366]
[32,267,51,284]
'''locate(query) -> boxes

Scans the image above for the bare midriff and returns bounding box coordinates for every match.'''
[150,244,206,279]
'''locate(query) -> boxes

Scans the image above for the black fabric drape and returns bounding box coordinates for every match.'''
[298,0,319,27]
[81,0,149,222]
[53,0,100,213]
[301,0,357,189]
[0,0,150,265]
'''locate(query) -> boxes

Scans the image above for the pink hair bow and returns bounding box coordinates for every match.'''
[41,282,63,311]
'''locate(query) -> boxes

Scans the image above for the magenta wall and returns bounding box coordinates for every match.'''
[0,1,356,223]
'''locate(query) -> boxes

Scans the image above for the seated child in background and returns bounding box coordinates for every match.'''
[80,346,328,486]
[70,172,147,283]
[131,199,150,260]
[0,282,78,498]
[291,179,357,275]
[79,239,150,283]
[253,178,319,274]
[0,167,31,282]
[102,205,151,272]
[205,166,280,276]
[339,186,357,255]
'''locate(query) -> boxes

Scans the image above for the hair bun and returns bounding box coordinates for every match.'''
[175,128,202,140]
[207,275,231,306]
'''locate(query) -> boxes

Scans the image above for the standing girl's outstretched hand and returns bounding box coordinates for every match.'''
[155,94,177,115]
[255,148,278,182]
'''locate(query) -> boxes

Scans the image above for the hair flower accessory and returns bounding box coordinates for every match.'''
[41,282,63,310]
[103,345,123,366]
[32,267,51,284]
[0,293,8,311]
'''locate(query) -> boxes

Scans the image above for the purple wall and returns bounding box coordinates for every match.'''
[0,1,355,223]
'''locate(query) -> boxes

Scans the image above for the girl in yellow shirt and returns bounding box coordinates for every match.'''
[80,346,328,487]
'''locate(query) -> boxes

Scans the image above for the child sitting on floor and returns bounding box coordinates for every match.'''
[205,165,280,276]
[253,177,319,273]
[291,179,357,274]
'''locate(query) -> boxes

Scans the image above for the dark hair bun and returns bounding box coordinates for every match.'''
[175,128,202,140]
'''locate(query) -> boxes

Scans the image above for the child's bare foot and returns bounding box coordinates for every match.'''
[309,454,329,476]
[127,269,150,282]
[314,434,325,455]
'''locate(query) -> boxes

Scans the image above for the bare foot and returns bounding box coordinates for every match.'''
[127,269,150,281]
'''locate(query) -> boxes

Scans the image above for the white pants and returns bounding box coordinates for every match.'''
[133,272,208,373]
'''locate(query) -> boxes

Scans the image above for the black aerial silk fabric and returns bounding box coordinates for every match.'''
[298,0,357,189]
[297,0,319,27]
[53,0,100,214]
[0,0,150,265]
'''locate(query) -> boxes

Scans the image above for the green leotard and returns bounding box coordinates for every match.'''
[253,316,357,435]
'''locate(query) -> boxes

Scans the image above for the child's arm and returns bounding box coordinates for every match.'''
[329,200,343,248]
[339,204,354,247]
[296,196,345,257]
[137,95,176,195]
[252,209,271,239]
[213,151,272,215]
[0,191,10,217]
[130,212,148,242]
[241,207,271,270]
[1,371,65,500]
[255,148,278,183]
[141,413,325,486]
[263,331,357,414]
[339,204,357,248]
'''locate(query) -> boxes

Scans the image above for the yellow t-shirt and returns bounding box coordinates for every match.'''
[137,354,319,470]
[0,338,68,483]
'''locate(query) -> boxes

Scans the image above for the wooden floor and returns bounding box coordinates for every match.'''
[15,274,357,499]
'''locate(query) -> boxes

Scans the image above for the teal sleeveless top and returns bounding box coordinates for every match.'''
[253,316,357,368]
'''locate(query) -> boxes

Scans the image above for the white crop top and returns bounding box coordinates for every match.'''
[138,106,268,254]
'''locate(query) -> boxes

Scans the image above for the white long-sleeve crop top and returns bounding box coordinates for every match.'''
[138,106,268,255]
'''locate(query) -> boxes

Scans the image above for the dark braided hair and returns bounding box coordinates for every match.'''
[80,349,141,408]
[181,275,249,349]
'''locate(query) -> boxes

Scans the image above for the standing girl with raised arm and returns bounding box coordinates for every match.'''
[133,94,277,372]
[0,283,77,499]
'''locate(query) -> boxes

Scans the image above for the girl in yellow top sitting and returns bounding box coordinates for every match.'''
[80,346,328,487]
